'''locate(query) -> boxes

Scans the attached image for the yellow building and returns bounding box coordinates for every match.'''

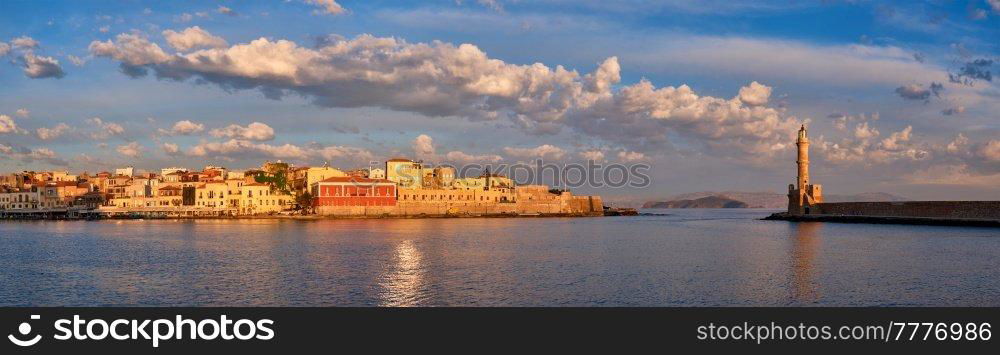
[453,174,513,190]
[195,181,231,209]
[290,166,346,195]
[51,171,77,182]
[239,183,293,215]
[386,158,423,188]
[155,186,184,207]
[398,186,515,205]
[39,182,87,209]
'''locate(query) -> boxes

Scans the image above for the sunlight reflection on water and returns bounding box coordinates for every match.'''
[379,239,426,307]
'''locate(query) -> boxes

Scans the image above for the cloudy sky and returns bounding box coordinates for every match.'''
[1,0,998,202]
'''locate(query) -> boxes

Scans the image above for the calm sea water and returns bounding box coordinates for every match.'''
[1,209,999,306]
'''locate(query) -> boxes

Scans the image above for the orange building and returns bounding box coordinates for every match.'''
[311,176,397,207]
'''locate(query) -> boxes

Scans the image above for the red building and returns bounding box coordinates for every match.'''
[311,176,397,207]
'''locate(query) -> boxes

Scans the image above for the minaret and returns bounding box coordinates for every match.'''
[796,125,809,189]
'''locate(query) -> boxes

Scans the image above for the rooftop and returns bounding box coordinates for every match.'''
[316,176,393,184]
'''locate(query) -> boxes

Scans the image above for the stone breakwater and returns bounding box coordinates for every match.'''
[764,201,1000,227]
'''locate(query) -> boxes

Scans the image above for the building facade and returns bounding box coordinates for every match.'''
[312,176,397,207]
[386,158,423,188]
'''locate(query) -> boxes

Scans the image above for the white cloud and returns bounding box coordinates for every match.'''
[186,138,372,163]
[86,117,125,139]
[578,150,605,162]
[88,33,171,68]
[208,122,275,141]
[880,126,912,151]
[11,36,39,50]
[980,140,1000,162]
[0,114,21,134]
[89,32,810,159]
[175,13,194,23]
[894,83,942,101]
[737,81,771,106]
[989,0,1000,14]
[412,134,435,159]
[853,121,879,140]
[570,75,800,158]
[0,43,10,57]
[633,36,948,88]
[162,142,180,155]
[942,106,966,116]
[158,119,205,135]
[305,0,346,15]
[116,142,143,157]
[0,143,67,166]
[462,0,504,12]
[217,6,237,16]
[503,144,566,160]
[67,55,88,66]
[14,108,29,118]
[902,164,1000,186]
[444,150,503,163]
[946,133,969,154]
[831,112,878,131]
[315,145,373,162]
[163,26,228,52]
[617,151,645,162]
[408,133,502,163]
[36,123,71,140]
[21,52,65,79]
[816,121,929,165]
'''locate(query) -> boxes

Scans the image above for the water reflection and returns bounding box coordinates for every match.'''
[790,222,821,303]
[378,239,426,306]
[3,209,999,306]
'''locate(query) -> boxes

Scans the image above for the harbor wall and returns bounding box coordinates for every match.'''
[315,196,604,217]
[814,201,1000,220]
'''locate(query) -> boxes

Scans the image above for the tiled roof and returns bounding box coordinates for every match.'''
[316,176,393,184]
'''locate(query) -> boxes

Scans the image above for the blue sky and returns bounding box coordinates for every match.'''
[1,0,998,202]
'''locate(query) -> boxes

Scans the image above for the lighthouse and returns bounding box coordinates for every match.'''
[788,125,823,215]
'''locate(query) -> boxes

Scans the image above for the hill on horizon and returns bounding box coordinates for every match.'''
[643,191,909,209]
[643,196,749,209]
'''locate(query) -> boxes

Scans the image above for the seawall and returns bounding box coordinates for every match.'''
[813,201,1000,220]
[316,198,604,217]
[764,201,1000,227]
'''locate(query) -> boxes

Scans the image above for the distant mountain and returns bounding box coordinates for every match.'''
[824,192,910,203]
[655,191,786,208]
[643,191,909,209]
[642,196,748,209]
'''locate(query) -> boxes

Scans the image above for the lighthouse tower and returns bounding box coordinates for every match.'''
[788,125,823,215]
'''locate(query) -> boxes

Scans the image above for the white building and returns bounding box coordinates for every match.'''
[115,166,134,177]
[0,191,41,210]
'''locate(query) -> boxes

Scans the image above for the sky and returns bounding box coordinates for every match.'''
[0,0,998,202]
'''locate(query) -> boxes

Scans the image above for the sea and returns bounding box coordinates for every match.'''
[2,209,998,306]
